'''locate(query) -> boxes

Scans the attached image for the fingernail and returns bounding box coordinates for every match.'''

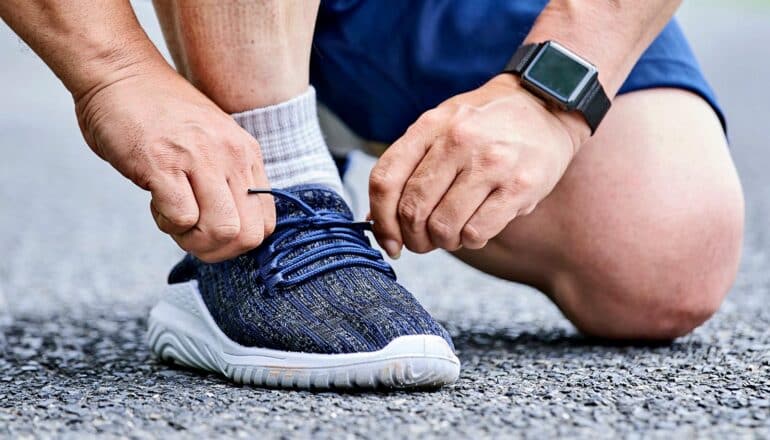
[382,239,401,259]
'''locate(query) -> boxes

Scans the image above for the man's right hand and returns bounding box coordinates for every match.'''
[74,66,275,263]
[0,0,274,262]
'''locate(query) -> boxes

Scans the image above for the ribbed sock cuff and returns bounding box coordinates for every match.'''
[231,87,343,193]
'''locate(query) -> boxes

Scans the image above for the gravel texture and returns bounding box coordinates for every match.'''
[1,2,769,438]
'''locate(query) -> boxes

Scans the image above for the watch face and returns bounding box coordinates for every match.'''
[523,42,596,107]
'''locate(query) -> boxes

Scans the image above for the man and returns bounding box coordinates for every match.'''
[0,0,743,389]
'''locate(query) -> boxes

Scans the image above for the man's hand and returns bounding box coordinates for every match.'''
[75,66,275,262]
[1,0,275,262]
[368,74,590,256]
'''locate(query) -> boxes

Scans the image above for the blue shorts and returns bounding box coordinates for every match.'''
[310,0,725,142]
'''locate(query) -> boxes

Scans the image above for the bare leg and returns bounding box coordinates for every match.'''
[152,0,318,112]
[152,0,342,193]
[454,89,744,340]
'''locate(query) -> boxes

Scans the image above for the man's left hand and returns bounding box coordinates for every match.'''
[368,74,591,256]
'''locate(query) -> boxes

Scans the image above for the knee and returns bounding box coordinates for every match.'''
[563,278,729,341]
[554,179,744,341]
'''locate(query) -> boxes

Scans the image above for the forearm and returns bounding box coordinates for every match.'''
[525,0,682,96]
[0,0,170,100]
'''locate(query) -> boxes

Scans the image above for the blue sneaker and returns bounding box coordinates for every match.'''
[147,184,459,389]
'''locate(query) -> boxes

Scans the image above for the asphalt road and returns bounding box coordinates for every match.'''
[1,2,769,438]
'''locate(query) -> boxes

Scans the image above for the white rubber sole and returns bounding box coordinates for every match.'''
[147,281,461,389]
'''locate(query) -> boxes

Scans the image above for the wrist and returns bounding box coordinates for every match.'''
[0,0,173,103]
[522,1,681,99]
[70,37,172,105]
[524,4,626,95]
[489,74,591,153]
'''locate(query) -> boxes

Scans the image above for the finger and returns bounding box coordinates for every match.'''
[192,179,266,263]
[368,113,442,257]
[227,169,265,253]
[218,142,268,255]
[461,188,523,249]
[175,172,240,257]
[192,197,260,263]
[251,159,276,238]
[398,142,461,253]
[426,169,493,251]
[194,143,273,263]
[148,173,199,235]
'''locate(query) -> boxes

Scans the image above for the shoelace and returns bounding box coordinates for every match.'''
[248,188,395,294]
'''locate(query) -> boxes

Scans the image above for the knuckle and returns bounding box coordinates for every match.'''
[209,224,240,242]
[476,146,509,171]
[369,166,394,195]
[225,141,248,164]
[462,223,486,246]
[417,109,442,127]
[166,212,198,229]
[149,140,193,172]
[446,122,473,147]
[509,169,536,193]
[240,235,264,252]
[454,103,476,116]
[181,125,216,152]
[398,197,426,226]
[427,216,457,246]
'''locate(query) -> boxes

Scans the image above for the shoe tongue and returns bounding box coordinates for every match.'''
[273,184,353,220]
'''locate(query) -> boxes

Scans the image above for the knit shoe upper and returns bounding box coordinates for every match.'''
[168,184,454,355]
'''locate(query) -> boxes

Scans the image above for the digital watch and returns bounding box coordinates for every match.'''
[504,41,611,134]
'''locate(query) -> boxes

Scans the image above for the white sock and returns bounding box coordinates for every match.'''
[231,86,343,193]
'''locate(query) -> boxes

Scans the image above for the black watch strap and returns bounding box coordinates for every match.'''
[504,43,541,75]
[575,78,611,134]
[504,43,610,134]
